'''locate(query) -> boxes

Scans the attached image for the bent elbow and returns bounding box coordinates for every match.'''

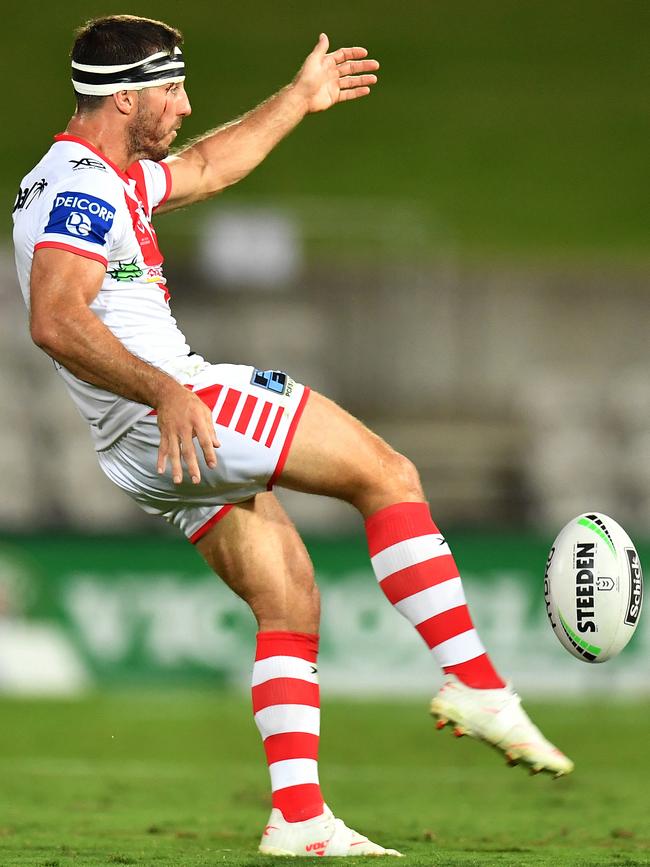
[30,317,61,354]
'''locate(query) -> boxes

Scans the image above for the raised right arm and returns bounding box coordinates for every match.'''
[29,247,219,483]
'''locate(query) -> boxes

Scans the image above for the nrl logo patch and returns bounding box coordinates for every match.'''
[250,369,293,396]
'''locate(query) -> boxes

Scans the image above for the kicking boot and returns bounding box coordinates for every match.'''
[259,804,403,857]
[430,674,574,777]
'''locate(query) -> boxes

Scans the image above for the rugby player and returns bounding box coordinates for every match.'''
[12,15,573,857]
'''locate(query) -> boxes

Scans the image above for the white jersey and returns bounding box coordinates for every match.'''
[12,133,199,450]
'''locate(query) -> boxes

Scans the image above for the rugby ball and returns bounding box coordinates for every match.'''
[544,513,643,663]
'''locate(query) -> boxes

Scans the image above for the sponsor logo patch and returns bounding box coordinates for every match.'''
[305,841,328,854]
[13,179,48,213]
[624,548,643,626]
[251,369,293,396]
[44,191,115,245]
[574,542,596,634]
[69,157,107,172]
[107,257,144,282]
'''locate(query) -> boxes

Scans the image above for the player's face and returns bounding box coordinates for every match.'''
[127,81,191,162]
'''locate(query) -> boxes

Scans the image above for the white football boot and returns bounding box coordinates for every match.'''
[430,674,574,777]
[259,805,403,857]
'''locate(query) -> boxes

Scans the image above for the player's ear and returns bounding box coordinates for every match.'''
[113,90,138,116]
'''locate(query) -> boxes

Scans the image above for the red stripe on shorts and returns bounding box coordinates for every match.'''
[267,387,311,489]
[253,402,273,442]
[235,394,258,434]
[265,405,285,448]
[216,388,241,427]
[189,504,235,544]
[194,382,224,412]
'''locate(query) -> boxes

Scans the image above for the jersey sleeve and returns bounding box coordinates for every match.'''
[127,160,172,218]
[34,177,119,267]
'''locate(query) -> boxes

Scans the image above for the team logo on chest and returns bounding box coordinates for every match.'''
[107,257,144,281]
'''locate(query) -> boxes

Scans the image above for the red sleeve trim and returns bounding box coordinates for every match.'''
[34,241,108,267]
[189,504,235,544]
[155,161,173,210]
[267,386,311,490]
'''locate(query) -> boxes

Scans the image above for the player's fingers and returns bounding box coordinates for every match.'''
[197,402,220,451]
[157,438,168,475]
[313,32,329,56]
[180,434,202,485]
[336,58,379,75]
[337,85,371,102]
[339,74,377,90]
[167,433,184,485]
[330,46,368,64]
[196,426,218,469]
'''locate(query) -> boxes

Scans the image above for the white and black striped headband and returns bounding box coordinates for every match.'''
[72,46,185,96]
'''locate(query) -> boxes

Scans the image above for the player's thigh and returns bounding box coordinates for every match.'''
[279,390,424,513]
[195,491,320,633]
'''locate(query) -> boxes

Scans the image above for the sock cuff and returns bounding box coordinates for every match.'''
[255,630,319,662]
[365,501,439,556]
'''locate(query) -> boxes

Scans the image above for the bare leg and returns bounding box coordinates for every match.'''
[196,491,319,632]
[196,492,327,826]
[278,390,509,692]
[280,391,425,515]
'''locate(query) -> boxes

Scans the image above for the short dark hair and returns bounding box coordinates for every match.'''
[71,15,183,113]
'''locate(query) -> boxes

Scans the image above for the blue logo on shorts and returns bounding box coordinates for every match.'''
[44,191,115,245]
[251,369,288,395]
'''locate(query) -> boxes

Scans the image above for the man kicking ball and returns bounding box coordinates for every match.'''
[13,15,573,857]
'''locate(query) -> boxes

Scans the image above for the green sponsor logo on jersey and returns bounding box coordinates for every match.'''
[107,257,144,281]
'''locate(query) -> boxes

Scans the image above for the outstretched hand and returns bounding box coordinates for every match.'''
[293,33,379,113]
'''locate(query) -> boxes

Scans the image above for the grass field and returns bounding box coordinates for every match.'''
[0,693,648,865]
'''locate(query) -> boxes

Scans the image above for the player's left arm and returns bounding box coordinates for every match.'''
[157,34,378,213]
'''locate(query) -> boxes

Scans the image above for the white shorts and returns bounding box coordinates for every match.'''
[98,363,310,543]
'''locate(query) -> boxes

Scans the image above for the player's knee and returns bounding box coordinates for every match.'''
[389,450,424,500]
[352,447,424,515]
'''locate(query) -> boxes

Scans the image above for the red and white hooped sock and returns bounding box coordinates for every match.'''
[252,631,324,822]
[365,502,505,689]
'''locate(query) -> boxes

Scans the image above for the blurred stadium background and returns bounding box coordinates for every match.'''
[1,2,648,700]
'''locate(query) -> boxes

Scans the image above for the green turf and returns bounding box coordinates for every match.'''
[0,693,648,865]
